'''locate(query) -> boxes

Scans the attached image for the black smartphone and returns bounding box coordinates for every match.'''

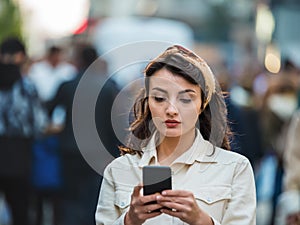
[143,166,172,196]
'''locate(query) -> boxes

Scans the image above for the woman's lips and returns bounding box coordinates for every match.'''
[165,120,180,128]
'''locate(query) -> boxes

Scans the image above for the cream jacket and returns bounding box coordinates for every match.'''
[95,129,256,225]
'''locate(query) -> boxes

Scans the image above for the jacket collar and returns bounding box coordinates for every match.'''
[138,129,218,168]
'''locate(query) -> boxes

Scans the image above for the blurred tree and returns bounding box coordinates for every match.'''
[0,0,22,43]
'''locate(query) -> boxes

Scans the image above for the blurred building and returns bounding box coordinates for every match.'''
[10,0,299,70]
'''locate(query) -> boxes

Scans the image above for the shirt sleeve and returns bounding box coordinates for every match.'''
[221,158,257,225]
[95,165,127,225]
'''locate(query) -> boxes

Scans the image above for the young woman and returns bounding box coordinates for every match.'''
[95,45,256,225]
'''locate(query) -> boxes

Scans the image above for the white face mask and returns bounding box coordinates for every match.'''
[267,93,298,121]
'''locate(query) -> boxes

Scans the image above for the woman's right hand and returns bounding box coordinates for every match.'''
[125,184,162,225]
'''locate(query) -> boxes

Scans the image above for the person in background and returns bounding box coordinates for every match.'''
[256,69,299,225]
[95,45,256,225]
[0,37,26,65]
[0,37,47,225]
[274,109,300,225]
[274,65,300,225]
[49,43,121,225]
[27,45,77,225]
[216,62,264,169]
[28,45,77,107]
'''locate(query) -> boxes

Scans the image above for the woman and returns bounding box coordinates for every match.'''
[95,45,256,225]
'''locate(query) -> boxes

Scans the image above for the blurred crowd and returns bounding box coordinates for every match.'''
[0,35,300,225]
[0,36,120,225]
[213,55,300,225]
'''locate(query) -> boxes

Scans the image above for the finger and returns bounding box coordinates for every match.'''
[141,203,163,214]
[132,210,161,223]
[161,189,192,197]
[156,195,193,207]
[158,201,187,212]
[141,193,161,205]
[132,184,143,197]
[156,195,185,203]
[160,207,182,217]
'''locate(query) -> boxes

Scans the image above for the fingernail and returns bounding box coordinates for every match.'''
[156,195,161,200]
[162,191,166,195]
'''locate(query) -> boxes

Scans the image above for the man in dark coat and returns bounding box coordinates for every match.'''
[49,43,121,225]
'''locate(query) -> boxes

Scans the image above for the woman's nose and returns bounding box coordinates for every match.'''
[166,101,178,115]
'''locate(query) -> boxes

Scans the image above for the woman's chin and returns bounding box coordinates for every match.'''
[163,130,183,138]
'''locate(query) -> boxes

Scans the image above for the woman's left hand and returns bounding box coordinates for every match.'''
[156,190,213,225]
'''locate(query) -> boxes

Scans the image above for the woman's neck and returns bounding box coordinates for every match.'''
[157,129,196,166]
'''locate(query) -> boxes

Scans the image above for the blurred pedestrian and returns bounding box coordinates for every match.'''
[274,109,300,225]
[0,37,47,225]
[49,43,121,225]
[27,45,77,225]
[274,66,300,225]
[28,46,77,106]
[0,37,26,67]
[256,67,299,225]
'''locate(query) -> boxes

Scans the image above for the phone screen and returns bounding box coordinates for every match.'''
[143,166,172,196]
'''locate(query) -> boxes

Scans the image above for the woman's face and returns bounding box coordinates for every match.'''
[148,67,202,138]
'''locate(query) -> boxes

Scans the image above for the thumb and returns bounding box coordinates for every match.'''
[132,183,143,197]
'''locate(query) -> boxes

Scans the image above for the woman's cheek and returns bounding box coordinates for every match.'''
[151,116,164,132]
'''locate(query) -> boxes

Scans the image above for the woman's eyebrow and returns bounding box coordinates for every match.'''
[151,87,167,93]
[151,87,196,94]
[178,89,196,94]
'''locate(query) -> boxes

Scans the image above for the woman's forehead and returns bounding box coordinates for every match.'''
[149,68,200,92]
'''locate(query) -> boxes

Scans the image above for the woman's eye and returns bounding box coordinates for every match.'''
[180,98,192,104]
[153,96,166,102]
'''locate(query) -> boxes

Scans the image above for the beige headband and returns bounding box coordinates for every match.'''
[146,45,216,108]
